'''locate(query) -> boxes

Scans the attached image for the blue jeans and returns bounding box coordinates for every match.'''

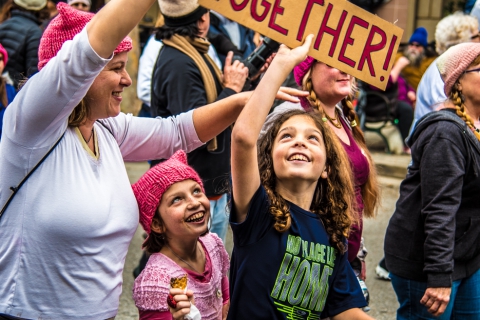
[391,269,480,319]
[209,193,229,243]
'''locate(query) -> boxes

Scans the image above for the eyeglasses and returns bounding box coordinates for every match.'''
[464,67,480,74]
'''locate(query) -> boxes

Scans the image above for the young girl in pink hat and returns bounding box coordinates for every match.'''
[132,150,230,320]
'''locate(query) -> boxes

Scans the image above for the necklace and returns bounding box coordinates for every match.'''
[82,128,94,143]
[324,110,342,129]
[167,243,204,274]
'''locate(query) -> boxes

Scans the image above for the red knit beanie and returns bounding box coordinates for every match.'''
[0,43,8,67]
[38,2,132,70]
[436,42,480,96]
[132,150,204,234]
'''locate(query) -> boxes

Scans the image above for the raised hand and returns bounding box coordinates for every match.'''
[271,34,314,71]
[223,51,249,93]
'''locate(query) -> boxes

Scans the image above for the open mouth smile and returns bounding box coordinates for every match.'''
[288,153,310,162]
[185,212,205,223]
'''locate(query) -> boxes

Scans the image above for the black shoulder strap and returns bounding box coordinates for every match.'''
[0,130,67,220]
[96,120,114,137]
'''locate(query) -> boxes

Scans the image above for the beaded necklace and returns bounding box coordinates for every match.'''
[322,109,342,128]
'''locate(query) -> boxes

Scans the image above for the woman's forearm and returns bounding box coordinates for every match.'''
[87,0,156,58]
[192,92,250,142]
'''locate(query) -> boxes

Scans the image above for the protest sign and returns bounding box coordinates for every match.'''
[199,0,403,89]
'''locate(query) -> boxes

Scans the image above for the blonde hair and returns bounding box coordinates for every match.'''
[435,11,479,55]
[303,66,379,219]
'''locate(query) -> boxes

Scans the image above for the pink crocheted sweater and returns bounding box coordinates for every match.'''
[133,233,230,320]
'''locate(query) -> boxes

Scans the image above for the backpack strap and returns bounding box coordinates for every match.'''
[0,130,67,220]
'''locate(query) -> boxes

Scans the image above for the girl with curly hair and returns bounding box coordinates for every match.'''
[228,35,373,319]
[261,57,379,300]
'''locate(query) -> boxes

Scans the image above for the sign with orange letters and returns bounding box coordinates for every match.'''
[199,0,404,89]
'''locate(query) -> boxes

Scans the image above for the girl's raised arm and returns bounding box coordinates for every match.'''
[87,0,156,58]
[231,35,313,223]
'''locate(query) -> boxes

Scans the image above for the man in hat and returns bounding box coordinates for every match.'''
[150,0,248,243]
[391,27,437,91]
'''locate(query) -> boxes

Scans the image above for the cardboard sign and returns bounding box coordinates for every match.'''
[199,0,403,89]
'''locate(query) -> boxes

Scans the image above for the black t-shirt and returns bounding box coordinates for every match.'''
[228,186,366,319]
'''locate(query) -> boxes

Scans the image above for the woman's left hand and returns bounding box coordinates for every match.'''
[420,287,451,316]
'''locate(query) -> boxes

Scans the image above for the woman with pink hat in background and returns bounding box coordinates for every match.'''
[385,42,480,319]
[0,0,303,318]
[0,43,16,140]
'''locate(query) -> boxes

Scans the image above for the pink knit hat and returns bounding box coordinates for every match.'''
[293,56,315,110]
[436,42,480,96]
[132,150,204,234]
[38,2,132,70]
[0,44,8,66]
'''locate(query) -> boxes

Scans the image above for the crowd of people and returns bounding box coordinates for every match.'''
[0,0,480,319]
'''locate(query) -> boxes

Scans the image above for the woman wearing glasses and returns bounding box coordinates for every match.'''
[384,43,480,319]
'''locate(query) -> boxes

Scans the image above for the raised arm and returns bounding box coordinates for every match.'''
[87,0,156,58]
[230,35,313,223]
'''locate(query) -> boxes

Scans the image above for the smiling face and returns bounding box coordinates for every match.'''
[84,52,132,121]
[272,115,328,185]
[310,61,352,107]
[156,179,210,240]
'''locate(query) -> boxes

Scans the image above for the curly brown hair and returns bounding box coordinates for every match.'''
[450,55,480,142]
[303,69,379,218]
[258,110,356,254]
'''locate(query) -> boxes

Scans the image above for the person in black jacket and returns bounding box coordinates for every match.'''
[150,0,248,243]
[384,42,480,319]
[0,0,48,89]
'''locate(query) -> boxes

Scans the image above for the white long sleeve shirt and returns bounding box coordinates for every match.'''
[0,28,203,319]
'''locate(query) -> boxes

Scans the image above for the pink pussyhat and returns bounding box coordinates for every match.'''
[0,43,8,66]
[293,56,316,110]
[436,42,480,96]
[38,2,132,70]
[131,150,204,236]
